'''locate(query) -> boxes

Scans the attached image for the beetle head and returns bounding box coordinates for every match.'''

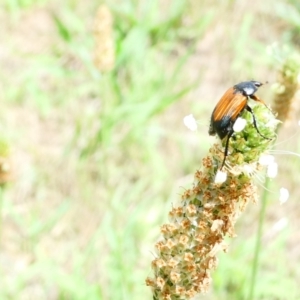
[234,81,263,96]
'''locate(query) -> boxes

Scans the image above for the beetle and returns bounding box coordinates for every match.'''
[209,80,270,169]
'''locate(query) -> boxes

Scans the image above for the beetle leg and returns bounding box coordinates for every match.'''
[246,105,271,140]
[249,94,265,104]
[250,94,273,114]
[221,130,234,169]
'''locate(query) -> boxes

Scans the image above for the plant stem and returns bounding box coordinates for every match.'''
[248,178,270,300]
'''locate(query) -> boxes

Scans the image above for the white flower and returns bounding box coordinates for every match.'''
[279,188,289,204]
[233,117,247,132]
[214,170,227,184]
[298,120,300,126]
[267,162,278,178]
[183,114,197,131]
[259,154,275,166]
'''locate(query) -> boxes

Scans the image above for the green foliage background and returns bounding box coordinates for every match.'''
[0,0,300,299]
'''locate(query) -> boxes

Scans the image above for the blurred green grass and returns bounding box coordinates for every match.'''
[0,0,300,299]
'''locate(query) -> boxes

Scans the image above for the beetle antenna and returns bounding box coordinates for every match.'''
[249,94,274,115]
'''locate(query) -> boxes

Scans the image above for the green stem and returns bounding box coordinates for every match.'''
[248,178,270,300]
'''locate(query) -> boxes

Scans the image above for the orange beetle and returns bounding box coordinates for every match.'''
[209,81,269,169]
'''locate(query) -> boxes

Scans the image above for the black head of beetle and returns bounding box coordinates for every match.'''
[233,81,263,97]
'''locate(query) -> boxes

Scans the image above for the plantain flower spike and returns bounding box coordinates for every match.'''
[93,5,115,72]
[272,55,300,125]
[146,103,279,299]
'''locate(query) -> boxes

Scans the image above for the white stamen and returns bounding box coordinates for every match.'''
[215,170,227,184]
[267,162,278,178]
[279,188,289,204]
[233,117,247,132]
[183,114,197,131]
[259,154,275,166]
[265,118,280,128]
[272,218,288,232]
[242,164,255,176]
